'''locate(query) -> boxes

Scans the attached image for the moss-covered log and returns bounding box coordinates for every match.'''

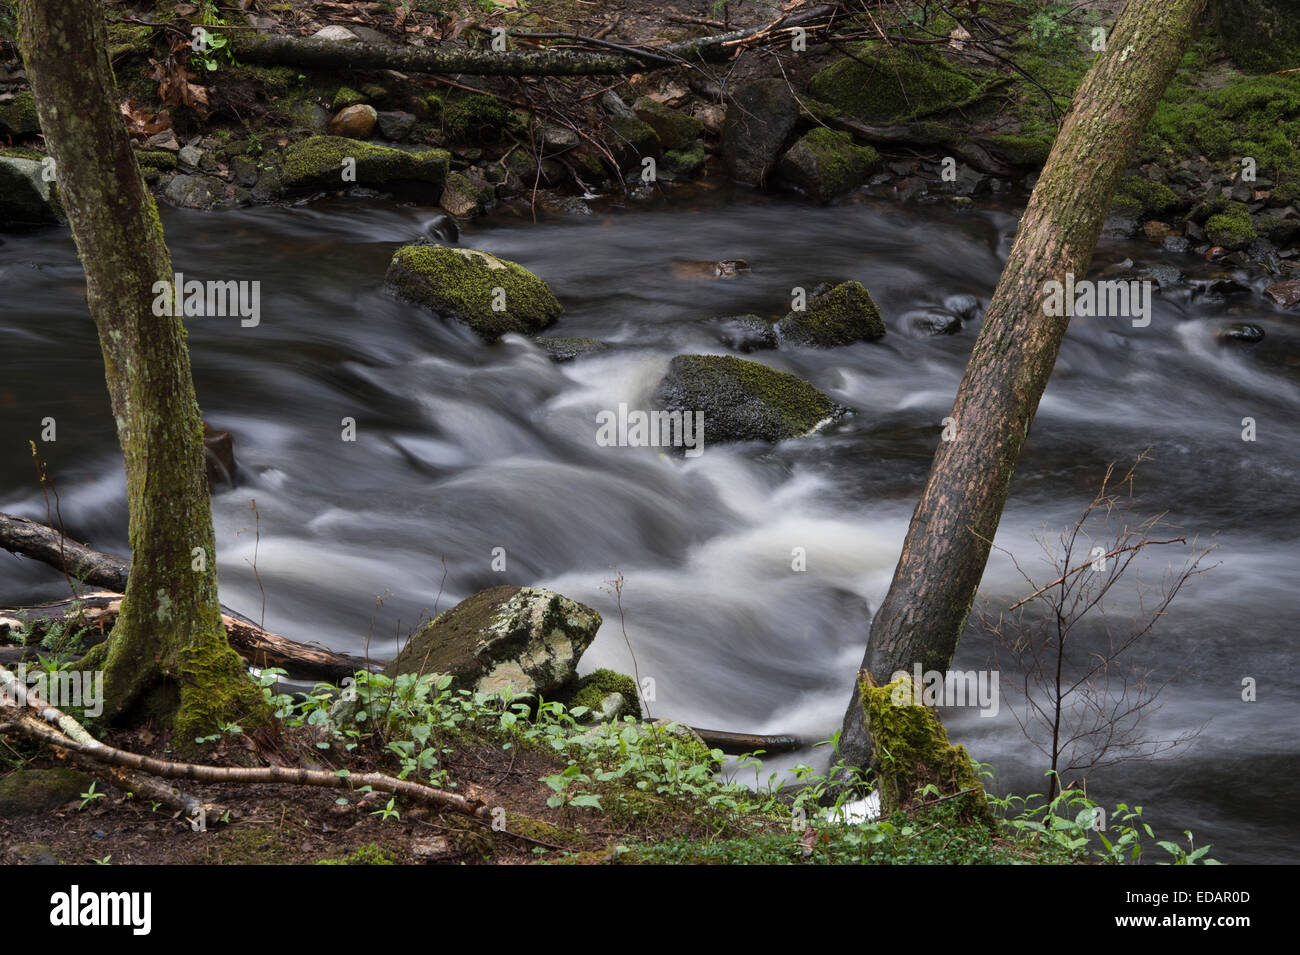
[15,0,267,741]
[229,5,840,77]
[835,0,1209,771]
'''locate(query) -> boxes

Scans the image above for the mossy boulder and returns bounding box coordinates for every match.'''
[443,92,525,142]
[861,673,995,828]
[562,668,642,721]
[387,586,602,699]
[632,98,704,150]
[0,156,64,228]
[990,132,1054,168]
[777,127,880,202]
[135,148,179,171]
[721,78,799,186]
[662,142,706,180]
[332,86,368,110]
[1113,176,1181,219]
[610,114,661,170]
[776,281,885,346]
[280,136,449,191]
[653,354,841,444]
[439,170,494,217]
[0,768,93,817]
[384,245,562,341]
[1205,201,1258,250]
[809,43,985,124]
[0,90,40,138]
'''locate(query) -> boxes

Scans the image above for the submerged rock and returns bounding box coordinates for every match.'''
[387,586,602,699]
[203,422,237,487]
[653,354,842,443]
[721,78,799,187]
[384,245,562,341]
[903,308,963,336]
[536,337,610,362]
[1219,323,1265,343]
[713,314,778,352]
[778,127,880,202]
[777,281,886,346]
[280,136,449,192]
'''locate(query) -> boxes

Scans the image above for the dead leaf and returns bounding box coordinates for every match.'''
[119,99,174,137]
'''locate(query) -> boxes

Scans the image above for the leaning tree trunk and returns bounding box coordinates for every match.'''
[16,0,266,741]
[835,0,1208,770]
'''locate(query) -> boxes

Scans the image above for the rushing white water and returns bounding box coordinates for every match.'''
[2,185,1296,861]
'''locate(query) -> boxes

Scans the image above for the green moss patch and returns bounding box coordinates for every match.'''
[653,354,840,444]
[0,768,93,817]
[280,136,449,191]
[384,245,562,341]
[778,127,879,202]
[777,281,885,347]
[809,43,990,124]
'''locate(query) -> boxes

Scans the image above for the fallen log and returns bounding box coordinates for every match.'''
[0,511,128,591]
[692,727,804,755]
[824,113,1016,178]
[1,590,376,683]
[229,5,842,77]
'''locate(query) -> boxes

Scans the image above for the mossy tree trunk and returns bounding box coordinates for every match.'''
[16,0,267,741]
[835,0,1208,771]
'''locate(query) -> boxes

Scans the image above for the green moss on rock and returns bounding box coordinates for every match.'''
[1115,176,1181,218]
[778,127,879,202]
[317,843,395,865]
[135,149,178,171]
[810,43,987,124]
[443,92,524,142]
[1205,201,1257,249]
[653,354,841,444]
[384,245,562,341]
[990,132,1054,168]
[332,86,367,110]
[0,768,93,817]
[632,98,704,150]
[0,90,40,137]
[280,135,449,191]
[777,280,885,347]
[565,668,641,720]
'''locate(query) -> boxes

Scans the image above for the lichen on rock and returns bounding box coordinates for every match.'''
[387,586,602,700]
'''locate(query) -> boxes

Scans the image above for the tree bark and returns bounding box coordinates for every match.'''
[15,0,267,741]
[835,0,1208,770]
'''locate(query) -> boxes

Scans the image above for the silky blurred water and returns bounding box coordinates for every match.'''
[1,185,1296,861]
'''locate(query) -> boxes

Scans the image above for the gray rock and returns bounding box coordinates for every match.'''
[178,144,203,167]
[722,79,799,187]
[777,128,879,202]
[903,308,962,336]
[386,586,602,700]
[0,156,63,228]
[653,354,844,444]
[1219,323,1264,343]
[537,337,610,362]
[163,173,223,210]
[376,110,417,142]
[714,314,778,352]
[312,25,360,42]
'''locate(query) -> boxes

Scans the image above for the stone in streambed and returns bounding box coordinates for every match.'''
[0,156,64,228]
[721,78,799,187]
[777,281,885,346]
[653,354,843,444]
[384,245,561,342]
[777,127,879,202]
[387,586,602,699]
[280,136,449,191]
[329,104,378,138]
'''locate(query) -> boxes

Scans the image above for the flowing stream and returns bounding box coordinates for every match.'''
[2,184,1296,862]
